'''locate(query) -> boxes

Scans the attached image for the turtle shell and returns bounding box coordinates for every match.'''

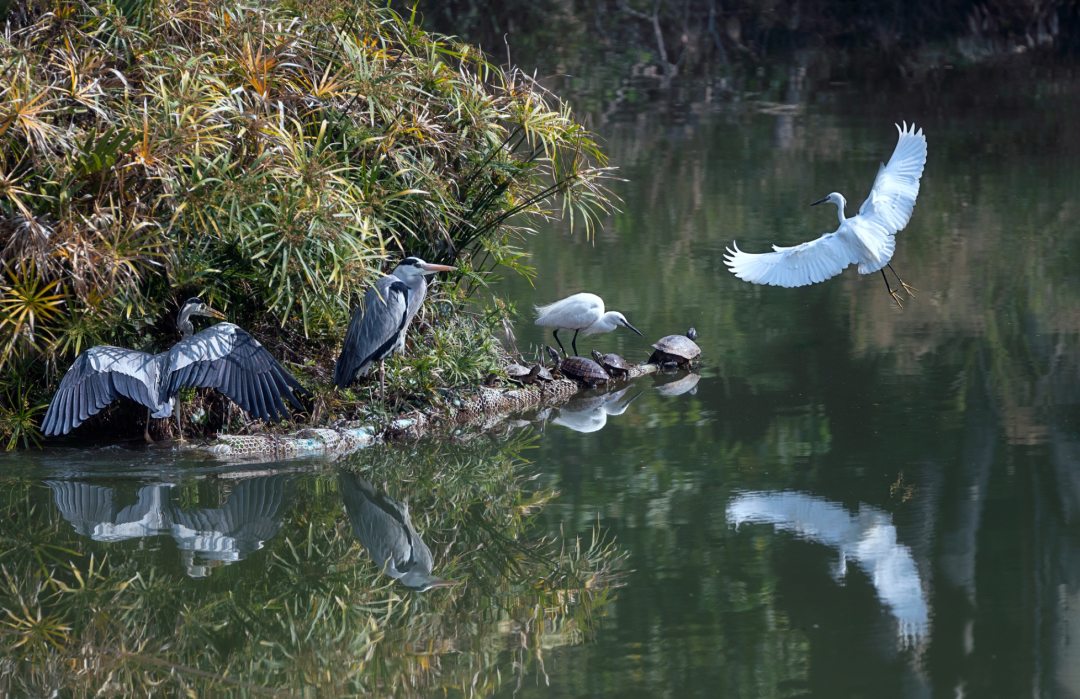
[506,363,533,378]
[534,366,555,381]
[559,356,610,383]
[591,350,631,375]
[651,334,701,361]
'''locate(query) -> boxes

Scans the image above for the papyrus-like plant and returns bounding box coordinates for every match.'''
[0,0,614,445]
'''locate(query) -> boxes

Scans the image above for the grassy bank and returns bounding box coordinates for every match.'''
[0,0,614,447]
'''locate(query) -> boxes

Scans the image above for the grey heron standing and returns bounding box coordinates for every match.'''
[334,257,456,398]
[41,298,308,441]
[534,292,642,357]
[338,471,458,591]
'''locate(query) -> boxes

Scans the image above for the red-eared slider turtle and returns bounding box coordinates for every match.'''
[546,346,610,388]
[506,363,542,385]
[591,350,631,378]
[648,329,701,368]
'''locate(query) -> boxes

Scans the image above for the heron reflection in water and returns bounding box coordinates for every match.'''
[727,490,929,644]
[46,476,295,578]
[339,471,458,591]
[550,387,642,434]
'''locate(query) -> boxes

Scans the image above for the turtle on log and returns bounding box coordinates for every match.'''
[546,346,610,388]
[648,329,701,368]
[591,350,631,378]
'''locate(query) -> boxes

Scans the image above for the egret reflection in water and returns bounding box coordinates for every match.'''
[727,491,929,643]
[46,475,295,577]
[550,387,642,434]
[338,470,457,591]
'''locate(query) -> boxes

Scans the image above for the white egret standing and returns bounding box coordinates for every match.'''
[725,122,927,307]
[334,257,456,398]
[534,292,642,357]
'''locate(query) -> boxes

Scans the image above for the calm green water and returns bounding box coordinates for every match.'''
[5,71,1080,697]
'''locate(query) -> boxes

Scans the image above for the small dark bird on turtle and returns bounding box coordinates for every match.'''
[591,350,631,378]
[648,329,701,369]
[546,346,610,388]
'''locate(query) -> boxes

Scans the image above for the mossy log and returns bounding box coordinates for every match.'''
[206,363,658,458]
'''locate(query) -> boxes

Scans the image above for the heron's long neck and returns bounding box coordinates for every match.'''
[401,274,428,320]
[835,196,847,224]
[176,309,195,339]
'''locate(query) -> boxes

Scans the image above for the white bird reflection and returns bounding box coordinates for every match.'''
[727,491,929,644]
[550,388,641,434]
[46,476,294,578]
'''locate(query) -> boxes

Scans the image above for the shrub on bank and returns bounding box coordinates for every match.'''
[0,0,614,446]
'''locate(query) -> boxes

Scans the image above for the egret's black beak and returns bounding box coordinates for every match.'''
[811,196,829,207]
[624,321,643,337]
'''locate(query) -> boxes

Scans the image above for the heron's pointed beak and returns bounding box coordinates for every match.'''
[203,306,227,320]
[420,263,457,274]
[623,321,643,337]
[811,196,829,207]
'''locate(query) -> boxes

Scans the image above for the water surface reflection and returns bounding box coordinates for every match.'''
[728,490,929,644]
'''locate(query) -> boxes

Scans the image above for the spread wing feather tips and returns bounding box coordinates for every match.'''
[724,234,857,288]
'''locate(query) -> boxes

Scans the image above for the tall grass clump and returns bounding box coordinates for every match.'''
[0,0,614,446]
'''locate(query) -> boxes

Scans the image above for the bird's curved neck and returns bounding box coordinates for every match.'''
[834,196,847,224]
[176,308,195,339]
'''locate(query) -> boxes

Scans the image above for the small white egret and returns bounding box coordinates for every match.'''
[725,122,927,307]
[534,292,642,357]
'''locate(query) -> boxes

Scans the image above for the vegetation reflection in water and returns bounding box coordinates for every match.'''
[0,434,625,697]
[490,74,1080,697]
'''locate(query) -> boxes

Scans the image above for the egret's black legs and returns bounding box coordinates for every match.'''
[881,270,904,308]
[552,330,568,357]
[571,330,579,357]
[144,407,154,444]
[887,263,917,298]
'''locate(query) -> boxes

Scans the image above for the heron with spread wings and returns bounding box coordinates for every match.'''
[41,298,308,441]
[725,122,927,307]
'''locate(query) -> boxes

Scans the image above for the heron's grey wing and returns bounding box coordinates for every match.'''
[42,346,165,436]
[163,323,308,423]
[45,480,120,537]
[724,233,857,288]
[338,471,427,578]
[334,278,411,388]
[170,475,294,559]
[857,122,927,232]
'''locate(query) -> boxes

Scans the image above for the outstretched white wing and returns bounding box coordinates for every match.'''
[856,123,927,236]
[724,234,857,288]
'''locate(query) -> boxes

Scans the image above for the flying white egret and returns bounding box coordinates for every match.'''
[41,298,308,442]
[534,292,642,357]
[725,122,927,307]
[334,257,456,399]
